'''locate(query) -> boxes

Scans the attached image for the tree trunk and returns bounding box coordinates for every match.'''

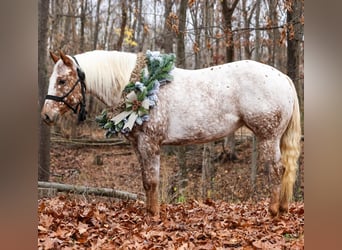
[267,0,281,68]
[174,0,188,200]
[38,0,50,181]
[162,0,174,53]
[103,0,112,50]
[221,0,240,63]
[115,0,127,51]
[190,3,201,69]
[241,0,256,59]
[176,0,187,68]
[176,145,188,198]
[254,0,261,60]
[287,0,304,201]
[220,0,240,166]
[93,0,103,50]
[203,0,214,67]
[251,135,258,193]
[136,0,144,52]
[202,143,214,199]
[287,0,304,128]
[80,0,87,51]
[61,0,73,50]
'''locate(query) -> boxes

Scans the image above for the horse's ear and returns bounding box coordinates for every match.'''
[49,51,59,64]
[58,49,73,67]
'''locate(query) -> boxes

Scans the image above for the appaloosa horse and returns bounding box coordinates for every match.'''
[41,50,301,216]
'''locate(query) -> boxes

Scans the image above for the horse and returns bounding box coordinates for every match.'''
[41,50,301,216]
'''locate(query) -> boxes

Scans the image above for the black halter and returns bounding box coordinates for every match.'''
[45,56,87,122]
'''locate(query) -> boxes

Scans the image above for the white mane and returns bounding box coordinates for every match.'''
[73,50,137,106]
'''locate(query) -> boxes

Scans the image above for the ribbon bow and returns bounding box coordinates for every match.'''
[111,91,150,133]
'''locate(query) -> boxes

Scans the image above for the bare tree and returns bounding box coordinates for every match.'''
[93,0,103,50]
[241,0,256,59]
[221,0,240,62]
[38,0,50,181]
[115,0,128,51]
[176,0,188,68]
[253,0,261,60]
[266,0,282,68]
[287,0,304,200]
[287,0,304,120]
[103,0,112,49]
[79,0,87,51]
[189,1,201,68]
[162,0,174,53]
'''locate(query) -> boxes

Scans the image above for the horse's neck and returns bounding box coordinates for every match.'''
[75,50,137,107]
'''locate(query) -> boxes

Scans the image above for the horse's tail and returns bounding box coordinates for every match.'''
[280,77,302,204]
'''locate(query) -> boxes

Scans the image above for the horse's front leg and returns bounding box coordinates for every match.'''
[133,133,161,216]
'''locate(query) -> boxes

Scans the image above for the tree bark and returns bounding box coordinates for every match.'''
[287,0,304,127]
[176,0,187,68]
[254,0,261,60]
[162,0,174,53]
[174,0,188,200]
[103,0,112,50]
[251,135,258,192]
[266,0,281,68]
[202,143,214,199]
[287,0,304,201]
[80,0,87,51]
[203,0,214,67]
[115,0,127,51]
[38,0,50,181]
[93,0,103,50]
[221,0,240,63]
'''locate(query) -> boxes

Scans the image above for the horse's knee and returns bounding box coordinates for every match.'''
[143,177,158,192]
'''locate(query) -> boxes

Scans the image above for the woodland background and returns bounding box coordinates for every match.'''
[38,0,304,248]
[38,0,304,185]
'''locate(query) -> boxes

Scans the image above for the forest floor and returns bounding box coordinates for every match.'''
[38,128,304,249]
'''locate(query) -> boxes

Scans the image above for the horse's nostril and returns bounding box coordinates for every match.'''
[42,113,53,124]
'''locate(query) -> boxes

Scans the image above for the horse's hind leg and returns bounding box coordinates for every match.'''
[257,137,283,216]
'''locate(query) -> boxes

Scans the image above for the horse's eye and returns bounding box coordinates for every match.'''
[58,79,66,85]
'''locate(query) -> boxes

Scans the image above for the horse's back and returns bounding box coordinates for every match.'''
[157,60,295,144]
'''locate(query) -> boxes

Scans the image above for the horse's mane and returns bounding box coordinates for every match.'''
[74,50,137,106]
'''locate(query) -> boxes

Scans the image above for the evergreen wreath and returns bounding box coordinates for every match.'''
[96,50,176,137]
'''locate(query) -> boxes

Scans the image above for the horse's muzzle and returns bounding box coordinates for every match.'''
[41,107,58,125]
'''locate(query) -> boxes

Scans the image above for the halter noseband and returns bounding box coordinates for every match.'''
[45,56,87,122]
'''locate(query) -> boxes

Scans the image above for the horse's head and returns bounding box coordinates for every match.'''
[41,50,86,125]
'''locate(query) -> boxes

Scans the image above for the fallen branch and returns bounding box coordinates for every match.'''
[51,137,130,147]
[38,181,144,201]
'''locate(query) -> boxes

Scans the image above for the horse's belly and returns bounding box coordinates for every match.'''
[161,101,242,145]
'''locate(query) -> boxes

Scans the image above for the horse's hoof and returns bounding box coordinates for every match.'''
[279,201,289,214]
[147,207,160,217]
[269,202,279,216]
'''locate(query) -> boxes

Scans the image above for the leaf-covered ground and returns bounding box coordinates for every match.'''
[38,196,304,249]
[41,131,304,249]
